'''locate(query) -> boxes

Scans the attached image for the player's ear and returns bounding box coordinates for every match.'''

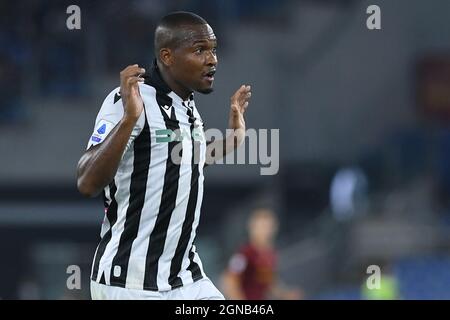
[159,48,173,67]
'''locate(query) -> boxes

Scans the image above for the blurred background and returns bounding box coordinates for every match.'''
[1,0,450,299]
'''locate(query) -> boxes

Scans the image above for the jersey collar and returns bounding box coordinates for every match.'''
[144,59,194,106]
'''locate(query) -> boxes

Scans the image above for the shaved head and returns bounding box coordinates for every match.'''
[152,11,217,99]
[154,11,208,60]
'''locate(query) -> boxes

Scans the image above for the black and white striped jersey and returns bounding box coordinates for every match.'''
[87,62,207,291]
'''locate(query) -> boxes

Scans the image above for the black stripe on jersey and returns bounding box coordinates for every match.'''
[92,181,118,281]
[99,272,107,285]
[109,112,151,287]
[143,94,182,290]
[168,104,201,288]
[187,245,202,281]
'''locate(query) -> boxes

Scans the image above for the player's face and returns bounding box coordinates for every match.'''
[171,24,218,94]
[250,213,278,244]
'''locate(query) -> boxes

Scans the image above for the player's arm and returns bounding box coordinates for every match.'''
[77,65,145,197]
[222,270,246,300]
[206,85,251,165]
[269,280,303,300]
[221,251,248,300]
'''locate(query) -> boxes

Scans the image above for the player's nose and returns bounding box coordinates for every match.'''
[206,50,217,66]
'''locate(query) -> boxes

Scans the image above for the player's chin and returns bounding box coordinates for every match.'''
[196,84,214,95]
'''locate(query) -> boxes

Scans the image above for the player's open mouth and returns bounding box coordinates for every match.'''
[203,69,216,82]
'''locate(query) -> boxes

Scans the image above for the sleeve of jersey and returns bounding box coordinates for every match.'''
[86,88,145,151]
[228,248,248,275]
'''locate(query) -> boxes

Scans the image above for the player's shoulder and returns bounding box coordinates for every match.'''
[138,81,157,96]
[102,83,157,103]
[99,86,121,109]
[138,82,163,117]
[240,244,254,256]
[97,83,159,119]
[139,82,160,106]
[93,86,124,123]
[133,81,156,97]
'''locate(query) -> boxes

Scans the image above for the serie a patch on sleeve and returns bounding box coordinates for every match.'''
[91,119,115,144]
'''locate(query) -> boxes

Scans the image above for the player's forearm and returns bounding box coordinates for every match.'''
[226,286,246,300]
[223,274,246,300]
[205,128,245,165]
[270,284,301,300]
[77,116,137,197]
[269,285,283,299]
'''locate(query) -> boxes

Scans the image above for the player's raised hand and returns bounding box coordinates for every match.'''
[229,85,251,131]
[119,64,145,121]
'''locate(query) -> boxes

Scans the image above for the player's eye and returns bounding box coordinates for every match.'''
[195,47,203,54]
[212,47,217,55]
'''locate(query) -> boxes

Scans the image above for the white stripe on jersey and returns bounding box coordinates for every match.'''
[178,104,207,284]
[191,245,206,278]
[125,85,166,290]
[100,185,111,238]
[97,163,134,284]
[156,105,194,291]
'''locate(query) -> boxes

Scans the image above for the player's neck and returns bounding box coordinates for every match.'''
[251,239,272,250]
[158,64,192,100]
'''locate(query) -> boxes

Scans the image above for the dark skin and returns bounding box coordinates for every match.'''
[77,64,145,197]
[158,24,218,99]
[77,23,251,197]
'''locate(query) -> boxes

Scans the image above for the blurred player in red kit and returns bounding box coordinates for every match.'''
[222,208,303,300]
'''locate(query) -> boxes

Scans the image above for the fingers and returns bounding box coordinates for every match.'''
[120,65,145,100]
[231,85,251,100]
[121,64,146,78]
[233,85,251,98]
[231,84,252,111]
[240,91,251,106]
[126,76,145,86]
[123,66,146,78]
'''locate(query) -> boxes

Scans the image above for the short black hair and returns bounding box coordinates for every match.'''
[154,11,208,59]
